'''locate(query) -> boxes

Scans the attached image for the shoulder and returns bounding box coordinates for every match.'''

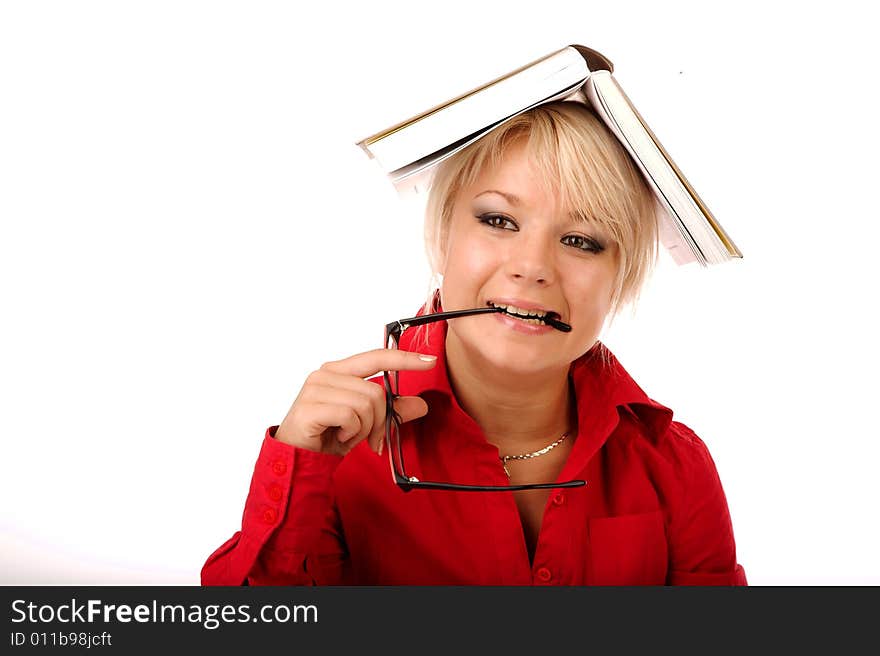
[579,343,720,479]
[635,403,718,457]
[614,403,724,491]
[659,419,724,489]
[660,419,716,468]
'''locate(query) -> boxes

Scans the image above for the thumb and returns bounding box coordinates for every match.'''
[393,395,429,424]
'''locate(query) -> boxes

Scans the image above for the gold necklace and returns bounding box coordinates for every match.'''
[500,432,569,479]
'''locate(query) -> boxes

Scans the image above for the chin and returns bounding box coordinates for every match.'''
[467,333,570,375]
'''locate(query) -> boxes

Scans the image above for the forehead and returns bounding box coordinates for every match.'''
[460,141,565,212]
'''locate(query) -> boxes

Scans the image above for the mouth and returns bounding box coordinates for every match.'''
[486,301,572,333]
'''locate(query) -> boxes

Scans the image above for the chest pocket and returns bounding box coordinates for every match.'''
[588,510,667,585]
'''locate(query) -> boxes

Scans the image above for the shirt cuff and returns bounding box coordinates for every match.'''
[241,426,343,542]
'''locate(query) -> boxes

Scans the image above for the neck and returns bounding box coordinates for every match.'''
[444,332,576,455]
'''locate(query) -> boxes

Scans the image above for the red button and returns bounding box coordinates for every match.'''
[552,492,565,506]
[536,567,552,582]
[268,484,282,502]
[262,508,277,524]
[271,460,287,475]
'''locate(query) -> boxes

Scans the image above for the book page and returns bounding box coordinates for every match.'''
[364,49,589,173]
[389,79,587,190]
[584,73,710,265]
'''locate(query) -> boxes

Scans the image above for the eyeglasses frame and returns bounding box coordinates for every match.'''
[383,307,587,493]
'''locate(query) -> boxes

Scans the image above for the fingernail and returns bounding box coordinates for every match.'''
[418,355,437,362]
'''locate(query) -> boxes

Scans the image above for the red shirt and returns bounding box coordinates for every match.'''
[202,316,746,586]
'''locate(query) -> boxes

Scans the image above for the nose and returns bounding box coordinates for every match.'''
[505,231,556,285]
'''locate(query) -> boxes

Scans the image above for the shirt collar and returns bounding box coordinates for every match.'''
[397,300,674,443]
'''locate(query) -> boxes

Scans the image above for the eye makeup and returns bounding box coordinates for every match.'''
[562,233,605,253]
[475,211,607,254]
[475,212,517,230]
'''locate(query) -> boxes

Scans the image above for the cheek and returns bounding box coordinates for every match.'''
[441,241,500,311]
[569,270,616,322]
[445,239,497,281]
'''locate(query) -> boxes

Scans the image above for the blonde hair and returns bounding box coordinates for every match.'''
[415,101,658,348]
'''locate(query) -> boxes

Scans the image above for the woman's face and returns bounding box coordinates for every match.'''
[439,140,619,376]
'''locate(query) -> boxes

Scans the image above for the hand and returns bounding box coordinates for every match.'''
[274,348,438,456]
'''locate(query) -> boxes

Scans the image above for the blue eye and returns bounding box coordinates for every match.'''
[562,235,605,253]
[477,213,517,230]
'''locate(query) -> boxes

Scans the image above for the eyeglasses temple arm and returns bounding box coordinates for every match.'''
[385,307,502,337]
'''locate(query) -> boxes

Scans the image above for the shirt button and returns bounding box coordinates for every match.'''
[271,460,287,476]
[267,484,283,502]
[536,567,552,583]
[262,508,277,524]
[552,492,565,506]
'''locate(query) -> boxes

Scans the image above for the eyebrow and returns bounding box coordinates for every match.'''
[474,190,522,205]
[474,189,585,224]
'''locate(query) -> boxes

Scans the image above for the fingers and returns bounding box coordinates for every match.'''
[319,348,438,380]
[299,384,377,446]
[393,395,429,424]
[276,349,437,456]
[297,401,364,456]
[308,370,428,444]
[368,395,431,457]
[302,370,388,451]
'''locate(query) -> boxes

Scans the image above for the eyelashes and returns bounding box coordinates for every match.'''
[561,234,605,254]
[476,213,606,254]
[478,213,517,231]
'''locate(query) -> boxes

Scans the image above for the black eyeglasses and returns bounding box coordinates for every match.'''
[383,306,587,492]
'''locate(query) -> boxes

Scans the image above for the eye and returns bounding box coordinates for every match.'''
[477,213,517,230]
[561,234,605,254]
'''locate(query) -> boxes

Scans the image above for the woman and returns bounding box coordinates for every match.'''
[202,100,746,585]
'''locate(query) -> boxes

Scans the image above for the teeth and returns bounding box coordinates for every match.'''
[491,303,549,319]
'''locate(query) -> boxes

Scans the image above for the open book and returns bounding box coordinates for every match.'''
[356,45,742,266]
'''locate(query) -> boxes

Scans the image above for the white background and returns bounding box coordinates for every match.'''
[2,0,878,585]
